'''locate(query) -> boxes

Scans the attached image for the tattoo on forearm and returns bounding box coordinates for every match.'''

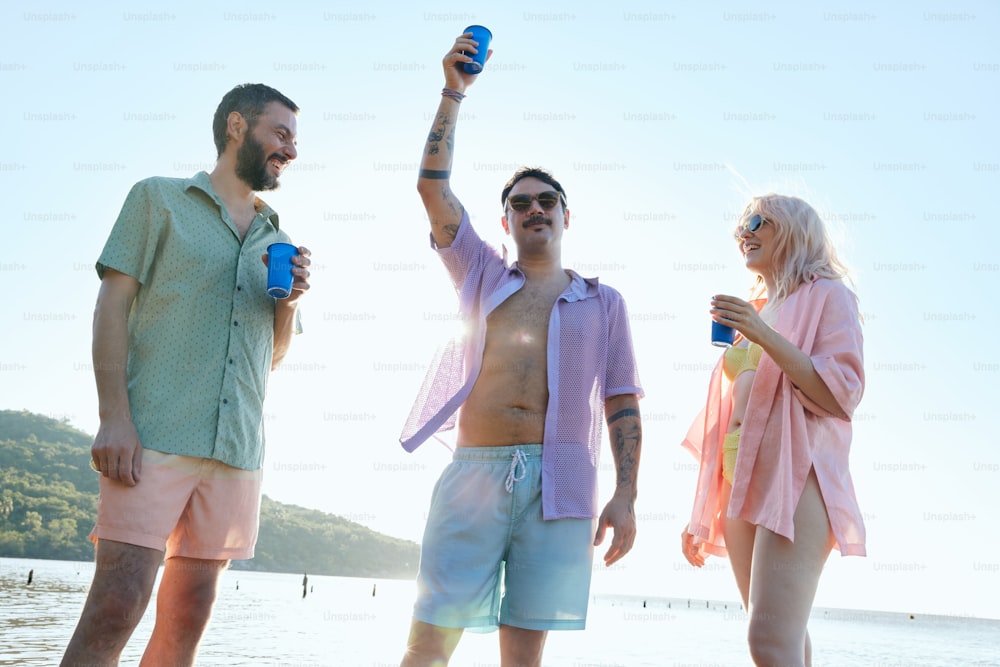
[612,422,641,486]
[426,113,452,158]
[608,408,639,424]
[446,126,455,154]
[420,169,451,179]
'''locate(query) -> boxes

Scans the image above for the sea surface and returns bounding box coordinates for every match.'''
[1,557,997,666]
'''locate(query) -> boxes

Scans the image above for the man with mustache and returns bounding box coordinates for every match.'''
[61,83,311,667]
[399,34,644,667]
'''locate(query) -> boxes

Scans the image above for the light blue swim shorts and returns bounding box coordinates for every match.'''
[413,444,596,632]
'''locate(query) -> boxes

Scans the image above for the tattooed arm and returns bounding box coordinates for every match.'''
[594,393,642,566]
[417,32,491,249]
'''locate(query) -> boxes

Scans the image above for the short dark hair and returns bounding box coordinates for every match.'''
[500,167,568,208]
[212,83,299,157]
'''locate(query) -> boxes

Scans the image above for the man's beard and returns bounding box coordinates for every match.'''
[235,130,282,192]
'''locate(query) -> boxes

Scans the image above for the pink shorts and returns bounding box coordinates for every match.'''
[90,448,263,561]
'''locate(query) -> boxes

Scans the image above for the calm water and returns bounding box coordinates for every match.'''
[1,557,997,666]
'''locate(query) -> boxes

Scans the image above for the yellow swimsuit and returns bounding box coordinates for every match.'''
[721,342,763,483]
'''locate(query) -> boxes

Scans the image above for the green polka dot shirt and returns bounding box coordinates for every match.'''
[97,171,293,470]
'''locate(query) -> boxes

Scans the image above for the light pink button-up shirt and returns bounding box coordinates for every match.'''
[683,278,866,556]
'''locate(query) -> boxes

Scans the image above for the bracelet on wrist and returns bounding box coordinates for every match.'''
[441,87,466,102]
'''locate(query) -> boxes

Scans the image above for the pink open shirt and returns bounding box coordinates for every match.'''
[682,278,866,557]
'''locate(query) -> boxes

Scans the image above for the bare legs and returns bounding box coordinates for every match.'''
[61,539,228,667]
[401,620,463,667]
[499,625,547,667]
[401,620,547,667]
[140,556,229,666]
[61,540,162,666]
[721,469,833,667]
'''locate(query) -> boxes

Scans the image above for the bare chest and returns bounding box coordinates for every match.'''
[490,288,550,332]
[486,279,568,347]
[457,275,571,444]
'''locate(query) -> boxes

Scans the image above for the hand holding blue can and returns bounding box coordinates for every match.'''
[711,320,736,347]
[266,243,299,299]
[462,25,492,74]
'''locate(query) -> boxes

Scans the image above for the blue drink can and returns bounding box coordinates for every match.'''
[462,25,492,74]
[711,320,736,347]
[266,242,298,299]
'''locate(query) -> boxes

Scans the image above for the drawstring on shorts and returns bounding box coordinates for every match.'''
[504,449,528,493]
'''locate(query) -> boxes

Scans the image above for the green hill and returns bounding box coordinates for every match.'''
[0,410,418,578]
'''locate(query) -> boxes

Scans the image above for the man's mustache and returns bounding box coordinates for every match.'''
[522,215,551,228]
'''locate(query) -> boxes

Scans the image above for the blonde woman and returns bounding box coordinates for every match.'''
[681,194,866,666]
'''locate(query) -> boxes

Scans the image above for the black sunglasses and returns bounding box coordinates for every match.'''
[505,191,565,212]
[735,214,768,238]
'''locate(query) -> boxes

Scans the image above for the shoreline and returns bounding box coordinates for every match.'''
[4,555,998,623]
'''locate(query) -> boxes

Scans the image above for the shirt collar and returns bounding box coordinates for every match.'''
[503,254,600,302]
[563,269,600,301]
[185,171,280,229]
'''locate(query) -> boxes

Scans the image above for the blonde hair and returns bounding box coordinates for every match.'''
[739,194,852,305]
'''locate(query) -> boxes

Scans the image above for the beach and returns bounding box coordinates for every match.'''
[1,557,997,666]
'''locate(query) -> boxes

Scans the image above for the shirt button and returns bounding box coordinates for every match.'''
[233,321,238,327]
[222,398,229,405]
[228,358,234,364]
[237,286,242,291]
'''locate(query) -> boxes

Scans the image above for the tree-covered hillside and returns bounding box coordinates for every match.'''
[0,410,418,578]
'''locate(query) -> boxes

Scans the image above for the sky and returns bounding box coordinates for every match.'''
[1,0,997,621]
